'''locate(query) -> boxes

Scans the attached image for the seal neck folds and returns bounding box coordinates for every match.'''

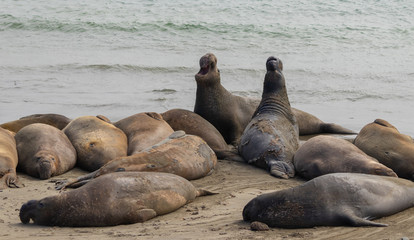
[255,57,294,122]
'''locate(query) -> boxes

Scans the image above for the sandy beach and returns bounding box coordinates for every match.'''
[2,140,414,240]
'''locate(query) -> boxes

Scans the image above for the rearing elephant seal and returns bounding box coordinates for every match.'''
[293,135,397,180]
[238,57,299,179]
[20,171,214,227]
[0,127,20,189]
[114,112,174,155]
[354,119,414,180]
[0,113,71,133]
[243,173,414,228]
[63,116,128,172]
[194,53,355,145]
[15,123,76,179]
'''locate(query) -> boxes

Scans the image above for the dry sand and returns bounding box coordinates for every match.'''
[2,139,414,240]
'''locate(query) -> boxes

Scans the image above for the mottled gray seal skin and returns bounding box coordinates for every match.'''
[0,127,20,189]
[55,131,217,190]
[161,108,240,160]
[114,112,174,155]
[0,113,71,133]
[243,173,414,228]
[15,123,76,179]
[193,53,355,145]
[294,135,397,180]
[63,116,128,172]
[20,171,213,227]
[238,57,299,179]
[354,119,414,180]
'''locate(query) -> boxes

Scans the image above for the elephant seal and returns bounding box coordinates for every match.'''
[0,127,20,189]
[20,171,214,227]
[194,53,355,144]
[238,57,299,179]
[56,131,217,189]
[243,173,414,228]
[293,135,397,180]
[161,108,241,160]
[354,119,414,180]
[15,123,76,179]
[114,112,174,155]
[63,116,128,172]
[0,114,71,133]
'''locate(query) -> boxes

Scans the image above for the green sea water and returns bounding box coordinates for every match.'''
[1,0,413,134]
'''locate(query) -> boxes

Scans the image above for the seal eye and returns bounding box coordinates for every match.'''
[36,157,41,162]
[116,168,125,172]
[51,157,55,161]
[38,202,45,209]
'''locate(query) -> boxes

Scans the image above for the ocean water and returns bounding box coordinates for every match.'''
[1,0,413,135]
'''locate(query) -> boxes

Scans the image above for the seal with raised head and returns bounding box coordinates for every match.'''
[63,116,128,172]
[238,57,299,179]
[354,119,414,180]
[15,123,76,179]
[56,131,217,189]
[0,113,71,133]
[20,171,214,227]
[161,108,240,160]
[194,53,355,145]
[293,135,397,180]
[0,127,20,189]
[243,173,414,228]
[114,112,174,155]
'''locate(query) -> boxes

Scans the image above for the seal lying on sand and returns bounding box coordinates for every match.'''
[114,112,174,155]
[294,135,397,180]
[0,127,20,189]
[15,123,76,179]
[354,119,414,180]
[194,53,355,145]
[0,113,71,133]
[20,171,214,227]
[238,57,299,179]
[63,116,128,172]
[243,173,414,228]
[56,131,217,190]
[161,108,240,160]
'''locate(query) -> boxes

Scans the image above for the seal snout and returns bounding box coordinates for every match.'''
[19,200,38,224]
[266,56,283,72]
[197,53,217,76]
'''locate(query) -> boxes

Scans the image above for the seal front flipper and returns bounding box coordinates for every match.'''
[267,160,295,179]
[135,209,157,222]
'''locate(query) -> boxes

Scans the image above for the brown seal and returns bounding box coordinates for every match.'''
[20,171,214,227]
[293,135,397,180]
[114,112,174,155]
[238,57,299,179]
[0,114,71,133]
[0,127,20,189]
[15,123,76,179]
[63,116,128,172]
[161,108,240,160]
[243,173,414,228]
[56,131,217,189]
[194,53,355,145]
[354,119,414,180]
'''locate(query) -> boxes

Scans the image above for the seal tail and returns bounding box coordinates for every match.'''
[320,123,357,134]
[196,189,218,197]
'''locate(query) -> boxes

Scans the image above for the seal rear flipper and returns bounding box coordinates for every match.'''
[340,212,388,227]
[3,172,23,189]
[196,189,218,197]
[54,170,99,190]
[320,123,356,135]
